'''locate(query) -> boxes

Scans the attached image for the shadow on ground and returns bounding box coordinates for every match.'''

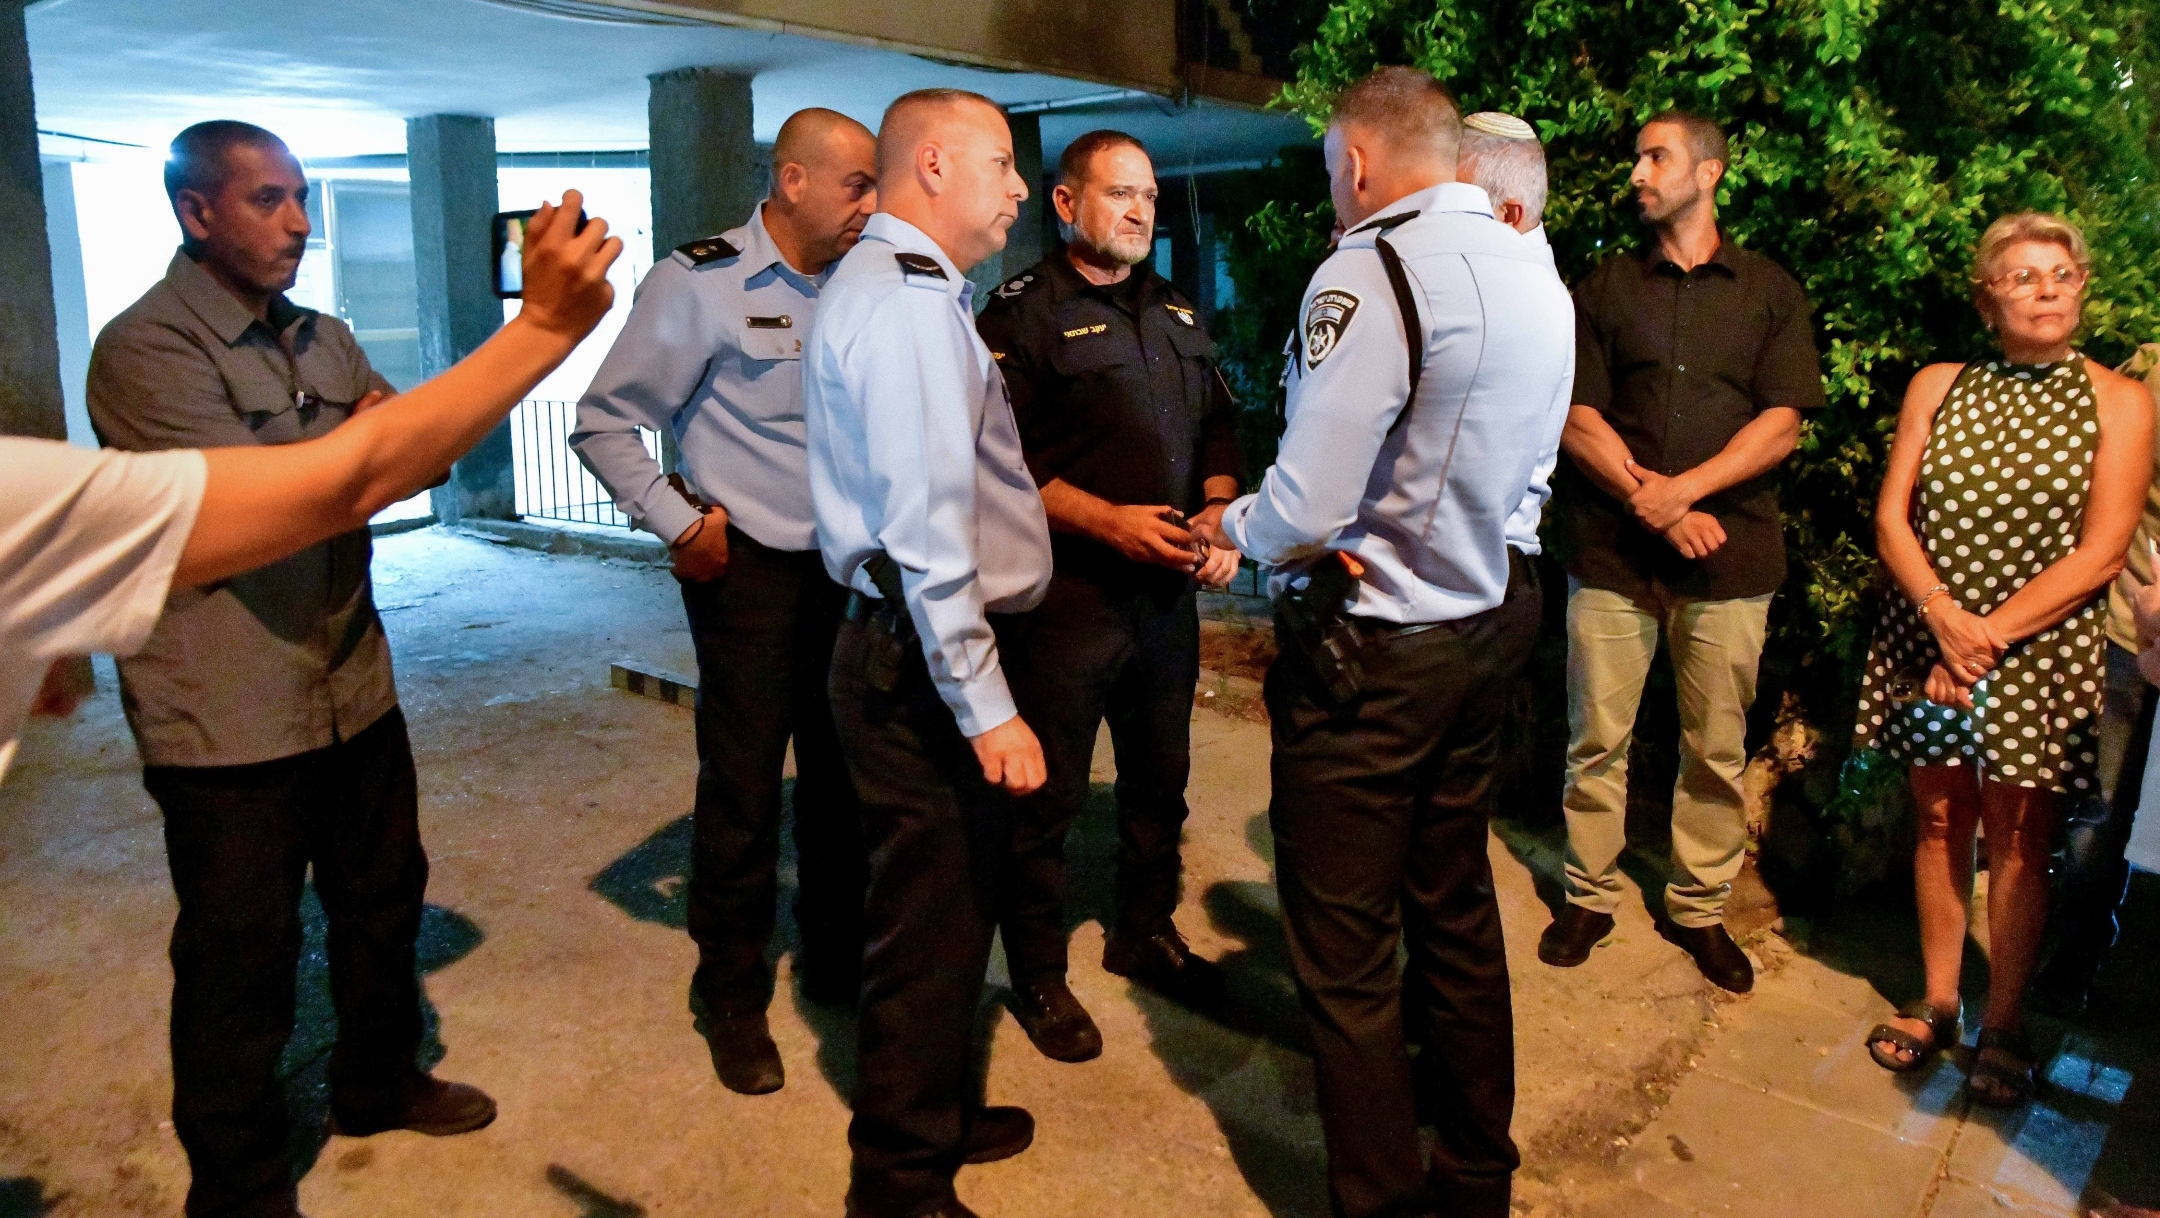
[279,892,484,1180]
[0,1178,66,1218]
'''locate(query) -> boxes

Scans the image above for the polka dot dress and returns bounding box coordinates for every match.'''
[1854,359,2106,793]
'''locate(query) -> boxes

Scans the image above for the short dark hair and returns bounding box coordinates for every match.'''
[1057,129,1148,188]
[1644,109,1729,167]
[1329,66,1462,166]
[164,120,291,207]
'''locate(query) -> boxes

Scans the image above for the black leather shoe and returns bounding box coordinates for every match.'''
[1008,980,1103,1063]
[331,1073,496,1137]
[704,1012,785,1094]
[1665,922,1754,993]
[849,1202,983,1218]
[1537,904,1615,967]
[1103,926,1226,1005]
[961,1104,1035,1164]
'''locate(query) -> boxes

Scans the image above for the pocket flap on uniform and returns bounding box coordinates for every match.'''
[1047,328,1131,376]
[1165,320,1217,360]
[739,324,803,362]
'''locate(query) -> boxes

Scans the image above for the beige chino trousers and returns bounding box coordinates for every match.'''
[1560,581,1771,928]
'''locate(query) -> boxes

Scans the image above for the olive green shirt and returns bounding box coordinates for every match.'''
[2107,343,2160,654]
[87,250,400,768]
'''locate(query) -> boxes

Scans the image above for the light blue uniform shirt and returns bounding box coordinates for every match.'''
[806,214,1052,736]
[1504,222,1564,555]
[1222,182,1575,623]
[570,203,824,551]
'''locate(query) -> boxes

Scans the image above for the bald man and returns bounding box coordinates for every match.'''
[807,88,1046,1218]
[570,107,878,1096]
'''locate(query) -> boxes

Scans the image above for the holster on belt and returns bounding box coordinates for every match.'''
[854,553,916,693]
[1274,550,1368,708]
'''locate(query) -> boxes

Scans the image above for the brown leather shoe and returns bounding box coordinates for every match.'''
[961,1104,1035,1164]
[331,1073,496,1137]
[1008,980,1103,1063]
[1103,926,1226,1005]
[703,1011,785,1094]
[1665,921,1754,993]
[1537,904,1615,967]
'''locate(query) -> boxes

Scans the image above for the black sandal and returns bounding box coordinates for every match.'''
[1867,1001,1960,1072]
[1969,1028,2037,1108]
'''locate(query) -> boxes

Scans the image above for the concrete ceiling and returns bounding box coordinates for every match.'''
[26,0,1311,168]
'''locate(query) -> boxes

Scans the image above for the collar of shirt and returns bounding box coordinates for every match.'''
[1038,248,1164,313]
[740,201,826,295]
[1345,181,1494,240]
[163,249,311,347]
[860,213,973,309]
[1639,230,1742,278]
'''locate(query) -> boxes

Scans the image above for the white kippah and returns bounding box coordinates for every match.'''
[1463,112,1536,140]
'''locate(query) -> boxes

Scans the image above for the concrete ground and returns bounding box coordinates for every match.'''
[0,528,2149,1217]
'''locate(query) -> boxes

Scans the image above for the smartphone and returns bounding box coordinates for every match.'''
[491,207,588,298]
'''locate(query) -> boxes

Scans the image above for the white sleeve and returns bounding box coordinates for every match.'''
[0,440,205,662]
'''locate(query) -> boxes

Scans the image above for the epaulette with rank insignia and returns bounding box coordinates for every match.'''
[992,272,1037,300]
[675,236,740,267]
[895,252,948,280]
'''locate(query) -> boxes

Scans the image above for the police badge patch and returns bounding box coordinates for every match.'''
[1303,289,1360,368]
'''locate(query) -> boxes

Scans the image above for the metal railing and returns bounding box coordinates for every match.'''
[509,398,658,529]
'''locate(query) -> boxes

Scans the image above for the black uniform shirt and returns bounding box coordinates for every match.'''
[976,251,1242,589]
[1553,237,1825,601]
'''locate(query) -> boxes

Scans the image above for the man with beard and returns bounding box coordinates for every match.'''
[570,108,878,1095]
[1541,111,1824,992]
[86,120,497,1218]
[973,130,1243,1062]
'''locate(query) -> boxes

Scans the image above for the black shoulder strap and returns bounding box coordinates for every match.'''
[675,236,739,266]
[1371,213,1424,434]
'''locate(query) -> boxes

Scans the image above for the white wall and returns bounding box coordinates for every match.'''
[494,166,654,404]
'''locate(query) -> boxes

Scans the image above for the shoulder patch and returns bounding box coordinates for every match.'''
[674,236,741,266]
[994,273,1036,300]
[895,252,948,280]
[1302,289,1361,368]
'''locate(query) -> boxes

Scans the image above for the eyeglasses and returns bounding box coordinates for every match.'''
[1987,264,2089,299]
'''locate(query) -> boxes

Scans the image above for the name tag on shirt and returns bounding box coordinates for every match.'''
[746,315,793,329]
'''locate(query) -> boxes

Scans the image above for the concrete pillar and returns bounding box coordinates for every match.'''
[43,160,92,445]
[1006,111,1046,274]
[408,113,511,522]
[647,67,758,259]
[0,1,64,443]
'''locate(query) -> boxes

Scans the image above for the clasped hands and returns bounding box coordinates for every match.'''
[1109,502,1240,588]
[1624,460,1725,560]
[1921,600,2009,711]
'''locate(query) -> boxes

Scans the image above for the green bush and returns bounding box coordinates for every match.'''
[1219,0,2160,864]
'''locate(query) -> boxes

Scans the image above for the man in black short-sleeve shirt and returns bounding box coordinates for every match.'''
[1542,111,1824,994]
[975,130,1243,1063]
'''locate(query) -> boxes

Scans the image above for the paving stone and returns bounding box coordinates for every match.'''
[1945,1099,2114,1216]
[1923,1175,2081,1218]
[1699,989,1965,1150]
[1615,1074,1939,1218]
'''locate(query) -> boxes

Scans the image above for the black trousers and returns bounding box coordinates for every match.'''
[1001,574,1198,983]
[681,526,866,1018]
[830,613,1014,1218]
[143,707,428,1218]
[1267,555,1539,1218]
[2051,641,2156,979]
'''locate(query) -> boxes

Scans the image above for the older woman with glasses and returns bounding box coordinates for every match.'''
[1854,212,2152,1105]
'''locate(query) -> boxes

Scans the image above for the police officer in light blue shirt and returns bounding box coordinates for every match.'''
[1194,71,1573,1218]
[805,88,1048,1218]
[568,108,877,1098]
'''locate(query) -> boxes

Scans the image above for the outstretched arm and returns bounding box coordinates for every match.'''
[175,195,621,588]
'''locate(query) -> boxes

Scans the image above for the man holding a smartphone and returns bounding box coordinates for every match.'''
[84,120,501,1218]
[569,107,878,1096]
[974,130,1243,1063]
